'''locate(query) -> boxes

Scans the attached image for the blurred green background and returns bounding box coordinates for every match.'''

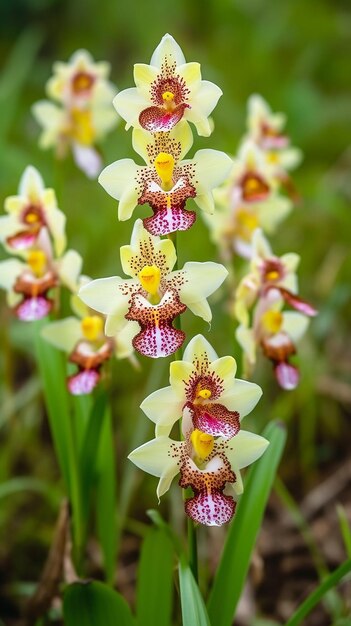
[0,0,350,622]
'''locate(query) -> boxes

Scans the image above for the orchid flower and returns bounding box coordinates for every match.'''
[0,229,81,321]
[0,166,66,256]
[234,229,317,325]
[41,279,138,394]
[32,49,118,178]
[236,291,310,390]
[99,121,232,236]
[246,94,302,197]
[78,219,228,358]
[140,334,262,439]
[114,33,222,136]
[204,140,293,259]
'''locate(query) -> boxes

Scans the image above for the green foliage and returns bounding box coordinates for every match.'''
[207,421,287,626]
[136,527,174,626]
[179,556,211,626]
[63,580,136,626]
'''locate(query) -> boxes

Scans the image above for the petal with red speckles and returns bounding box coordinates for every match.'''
[185,401,240,440]
[180,456,236,526]
[15,296,52,321]
[67,369,100,395]
[185,490,236,526]
[143,204,196,236]
[126,289,186,358]
[274,361,299,390]
[139,104,188,132]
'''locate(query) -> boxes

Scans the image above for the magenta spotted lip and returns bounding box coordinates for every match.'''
[139,103,189,132]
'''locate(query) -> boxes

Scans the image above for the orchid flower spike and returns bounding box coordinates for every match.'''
[32,49,118,178]
[78,219,228,358]
[114,33,222,136]
[99,122,232,236]
[0,166,66,256]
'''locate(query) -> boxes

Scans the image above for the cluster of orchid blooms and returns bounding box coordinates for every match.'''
[0,34,316,526]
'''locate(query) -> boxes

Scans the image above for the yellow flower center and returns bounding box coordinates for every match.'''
[72,71,94,94]
[197,388,212,400]
[25,212,40,224]
[190,429,214,462]
[162,91,175,103]
[27,250,47,277]
[265,269,280,281]
[236,208,259,240]
[261,310,283,334]
[81,315,104,341]
[70,108,95,145]
[138,265,161,296]
[267,151,280,164]
[154,152,175,190]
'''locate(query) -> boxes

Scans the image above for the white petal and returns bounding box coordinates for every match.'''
[211,355,237,385]
[177,261,228,316]
[128,436,182,498]
[57,249,82,292]
[192,79,222,116]
[183,333,218,363]
[79,276,132,318]
[169,360,195,396]
[113,88,147,129]
[282,311,309,343]
[236,325,256,365]
[150,33,186,67]
[252,228,272,259]
[194,191,215,214]
[114,320,139,359]
[194,149,233,193]
[220,379,263,419]
[0,215,20,241]
[225,430,269,469]
[44,202,67,256]
[98,158,140,201]
[133,63,159,91]
[118,185,140,221]
[140,386,183,429]
[186,298,212,321]
[185,107,212,136]
[176,62,201,88]
[19,165,44,200]
[281,252,300,273]
[0,258,25,291]
[41,317,81,353]
[72,143,102,179]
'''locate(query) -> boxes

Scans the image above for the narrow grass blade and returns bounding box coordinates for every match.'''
[63,580,136,626]
[207,421,286,626]
[96,406,117,584]
[337,505,351,560]
[79,391,107,521]
[285,559,351,626]
[179,556,211,626]
[136,527,174,626]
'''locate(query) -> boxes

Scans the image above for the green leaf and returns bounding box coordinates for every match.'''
[136,527,174,626]
[63,580,136,626]
[337,505,351,560]
[35,326,84,561]
[96,406,117,585]
[285,559,351,626]
[207,421,286,626]
[179,557,211,626]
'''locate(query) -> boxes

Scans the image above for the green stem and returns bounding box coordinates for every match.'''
[168,231,199,583]
[285,559,351,626]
